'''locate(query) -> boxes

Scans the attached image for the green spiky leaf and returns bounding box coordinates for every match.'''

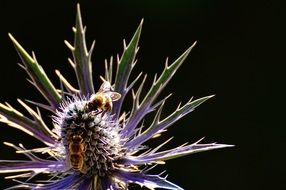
[123,42,197,136]
[112,19,143,116]
[64,4,95,95]
[8,34,61,112]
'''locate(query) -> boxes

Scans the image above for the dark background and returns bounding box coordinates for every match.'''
[0,0,285,189]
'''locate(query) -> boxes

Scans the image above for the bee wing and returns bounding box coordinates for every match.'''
[98,81,112,92]
[110,92,121,101]
[98,76,113,92]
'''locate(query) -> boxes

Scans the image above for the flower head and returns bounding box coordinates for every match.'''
[0,4,233,190]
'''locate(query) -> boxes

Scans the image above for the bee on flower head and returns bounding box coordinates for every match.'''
[86,77,121,113]
[68,134,87,173]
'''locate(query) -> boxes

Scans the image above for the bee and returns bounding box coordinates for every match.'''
[68,134,86,173]
[86,77,121,113]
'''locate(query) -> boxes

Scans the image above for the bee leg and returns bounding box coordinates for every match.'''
[94,109,103,115]
[87,109,101,117]
[105,102,112,112]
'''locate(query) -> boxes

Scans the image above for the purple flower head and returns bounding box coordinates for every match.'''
[0,4,233,190]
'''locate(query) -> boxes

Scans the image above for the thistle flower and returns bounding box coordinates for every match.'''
[0,4,233,190]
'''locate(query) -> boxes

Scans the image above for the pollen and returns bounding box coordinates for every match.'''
[56,97,125,176]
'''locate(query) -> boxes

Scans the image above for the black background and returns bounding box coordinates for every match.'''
[0,0,285,190]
